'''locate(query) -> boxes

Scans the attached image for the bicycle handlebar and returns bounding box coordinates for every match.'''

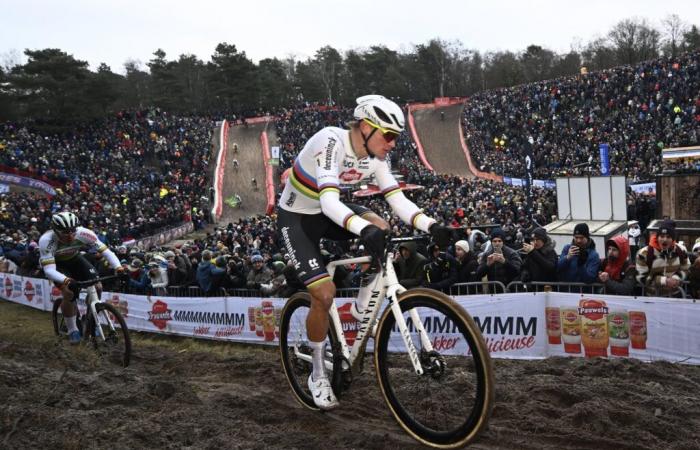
[72,274,125,288]
[389,234,431,244]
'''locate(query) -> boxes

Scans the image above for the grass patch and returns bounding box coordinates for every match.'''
[0,299,278,359]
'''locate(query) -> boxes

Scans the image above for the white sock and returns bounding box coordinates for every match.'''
[65,315,78,333]
[309,340,327,381]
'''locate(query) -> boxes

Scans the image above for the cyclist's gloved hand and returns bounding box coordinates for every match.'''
[360,225,388,260]
[115,266,129,279]
[429,223,453,249]
[62,277,79,294]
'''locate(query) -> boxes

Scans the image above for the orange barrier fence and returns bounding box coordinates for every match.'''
[260,131,276,215]
[457,116,503,182]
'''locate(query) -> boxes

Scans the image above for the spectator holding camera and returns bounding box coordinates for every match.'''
[519,227,557,283]
[146,255,169,295]
[423,242,458,292]
[557,223,600,284]
[636,220,690,297]
[453,240,478,283]
[475,228,523,286]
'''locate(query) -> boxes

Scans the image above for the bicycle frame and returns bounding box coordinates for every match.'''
[83,285,117,342]
[293,251,436,377]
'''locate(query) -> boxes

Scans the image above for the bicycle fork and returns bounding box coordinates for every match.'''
[384,262,436,376]
[85,286,115,342]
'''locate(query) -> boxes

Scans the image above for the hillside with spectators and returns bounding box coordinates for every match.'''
[462,51,700,181]
[0,109,214,250]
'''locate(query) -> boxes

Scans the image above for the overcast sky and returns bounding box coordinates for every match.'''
[2,0,698,73]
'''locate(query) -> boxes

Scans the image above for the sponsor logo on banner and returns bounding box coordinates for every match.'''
[108,294,129,318]
[338,303,359,346]
[13,279,22,298]
[5,276,13,298]
[51,285,63,303]
[148,300,173,330]
[473,315,538,354]
[23,280,35,302]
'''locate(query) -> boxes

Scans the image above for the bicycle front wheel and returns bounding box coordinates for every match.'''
[279,292,340,410]
[88,303,131,367]
[374,288,494,448]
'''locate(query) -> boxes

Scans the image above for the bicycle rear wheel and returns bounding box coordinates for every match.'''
[279,292,340,410]
[87,303,131,367]
[374,288,494,448]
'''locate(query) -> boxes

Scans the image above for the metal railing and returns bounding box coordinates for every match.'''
[506,280,693,301]
[108,279,698,302]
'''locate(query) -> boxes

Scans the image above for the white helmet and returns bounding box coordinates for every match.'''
[353,95,405,133]
[51,211,79,232]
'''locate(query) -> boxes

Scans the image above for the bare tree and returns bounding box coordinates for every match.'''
[661,14,688,57]
[608,18,660,65]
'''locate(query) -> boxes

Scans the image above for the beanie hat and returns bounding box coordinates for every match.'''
[490,228,506,241]
[454,240,470,253]
[657,219,676,239]
[251,254,264,263]
[532,227,548,241]
[573,223,590,238]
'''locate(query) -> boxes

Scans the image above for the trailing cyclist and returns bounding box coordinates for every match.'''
[39,212,124,344]
[276,94,452,410]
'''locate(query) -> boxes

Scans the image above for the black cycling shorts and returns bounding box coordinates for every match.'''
[54,255,99,290]
[277,204,371,288]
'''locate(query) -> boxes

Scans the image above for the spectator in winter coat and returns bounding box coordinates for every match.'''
[476,228,523,286]
[454,240,478,283]
[197,250,226,296]
[423,242,458,292]
[146,255,169,295]
[246,254,273,290]
[127,258,151,294]
[598,235,636,296]
[165,250,188,286]
[557,223,600,284]
[394,241,427,288]
[635,220,690,297]
[688,239,700,300]
[519,227,557,283]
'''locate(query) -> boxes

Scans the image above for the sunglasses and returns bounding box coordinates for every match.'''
[363,119,400,143]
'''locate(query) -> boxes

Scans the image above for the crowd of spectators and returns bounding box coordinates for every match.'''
[0,109,214,275]
[1,63,698,299]
[463,51,700,180]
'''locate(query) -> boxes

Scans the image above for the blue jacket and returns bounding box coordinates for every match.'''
[557,241,600,283]
[197,260,226,294]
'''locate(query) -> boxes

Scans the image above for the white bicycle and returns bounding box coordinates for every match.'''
[52,275,131,367]
[279,236,494,448]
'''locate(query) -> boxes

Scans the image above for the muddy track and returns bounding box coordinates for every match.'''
[413,104,474,178]
[1,301,699,449]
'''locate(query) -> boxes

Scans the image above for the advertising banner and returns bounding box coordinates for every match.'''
[599,143,611,175]
[0,172,57,195]
[0,273,52,311]
[3,276,699,365]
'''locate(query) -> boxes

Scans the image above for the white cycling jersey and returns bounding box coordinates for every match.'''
[39,226,121,284]
[278,127,436,235]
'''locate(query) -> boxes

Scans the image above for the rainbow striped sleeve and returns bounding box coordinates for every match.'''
[305,273,331,288]
[382,185,402,199]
